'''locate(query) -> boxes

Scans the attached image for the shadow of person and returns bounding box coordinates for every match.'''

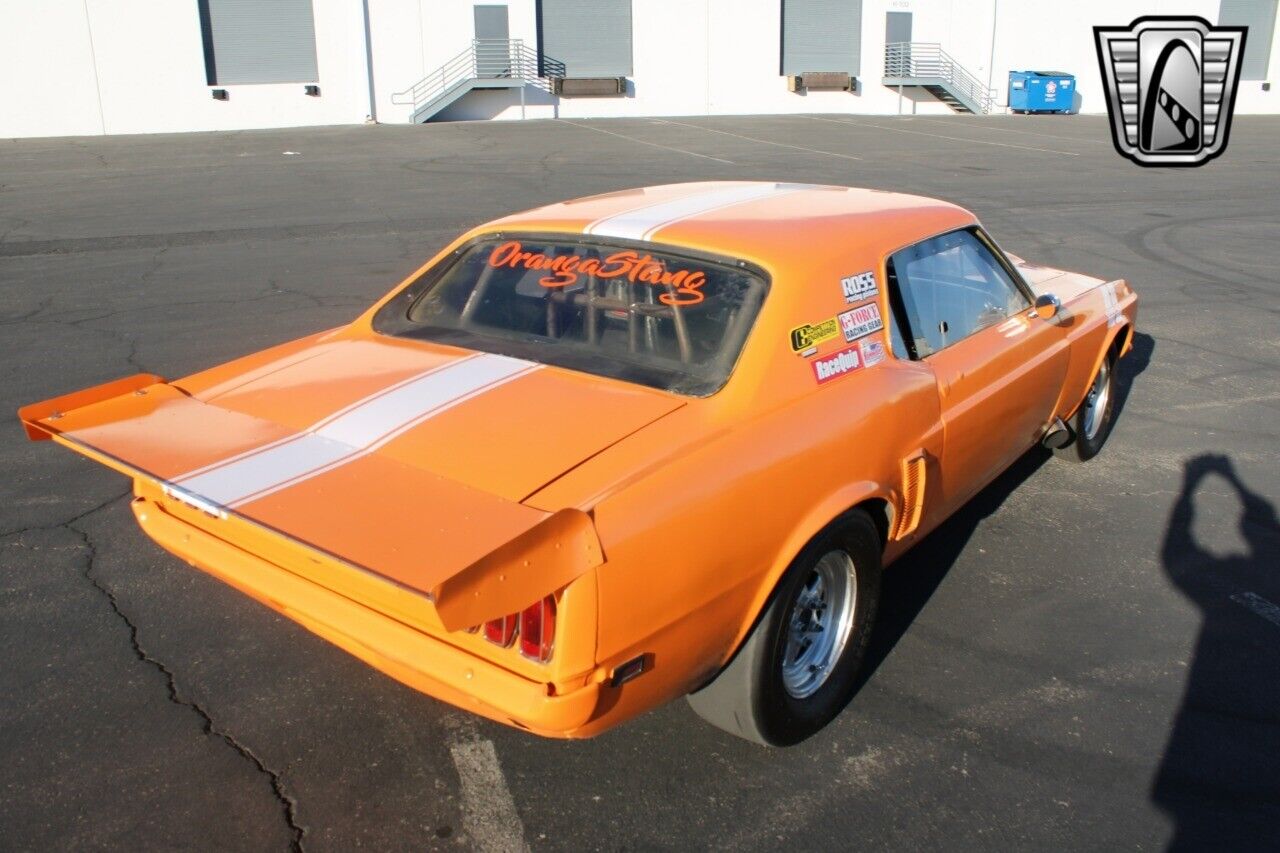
[1153,454,1280,850]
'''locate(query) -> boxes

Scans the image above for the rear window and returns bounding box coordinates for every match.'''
[372,236,768,396]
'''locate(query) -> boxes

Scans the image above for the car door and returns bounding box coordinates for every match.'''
[886,227,1070,510]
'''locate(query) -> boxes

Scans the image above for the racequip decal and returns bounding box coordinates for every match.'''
[790,317,840,352]
[812,344,863,385]
[839,303,884,342]
[859,338,886,367]
[841,270,878,303]
[487,241,708,306]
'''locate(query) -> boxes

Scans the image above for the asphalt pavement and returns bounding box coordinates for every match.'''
[1,113,1278,851]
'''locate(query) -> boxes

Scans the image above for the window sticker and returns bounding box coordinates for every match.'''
[789,317,840,353]
[839,303,884,342]
[859,338,886,367]
[487,241,708,306]
[841,270,878,303]
[812,344,863,385]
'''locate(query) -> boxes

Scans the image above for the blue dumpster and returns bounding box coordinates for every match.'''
[1008,70,1075,113]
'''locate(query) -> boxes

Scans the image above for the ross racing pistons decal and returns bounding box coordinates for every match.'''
[841,270,878,303]
[859,338,886,367]
[790,317,840,353]
[812,344,862,385]
[839,303,883,342]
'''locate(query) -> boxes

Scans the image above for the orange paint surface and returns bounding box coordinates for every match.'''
[19,182,1137,738]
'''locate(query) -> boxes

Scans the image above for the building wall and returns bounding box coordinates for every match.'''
[1,0,1277,138]
[0,0,372,139]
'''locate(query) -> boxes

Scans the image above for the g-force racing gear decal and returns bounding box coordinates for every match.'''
[839,303,884,342]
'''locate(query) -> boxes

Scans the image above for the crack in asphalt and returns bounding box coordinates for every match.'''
[0,489,133,540]
[63,509,306,851]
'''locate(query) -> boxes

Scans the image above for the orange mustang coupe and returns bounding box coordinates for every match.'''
[20,182,1136,745]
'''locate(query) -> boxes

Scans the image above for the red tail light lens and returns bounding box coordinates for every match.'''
[483,614,517,647]
[519,595,556,662]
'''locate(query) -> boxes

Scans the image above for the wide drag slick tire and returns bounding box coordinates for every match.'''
[686,511,881,746]
[1056,352,1117,462]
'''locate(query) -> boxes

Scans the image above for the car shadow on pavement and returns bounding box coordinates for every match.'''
[1111,330,1153,420]
[1152,454,1280,850]
[855,330,1156,694]
[857,445,1050,695]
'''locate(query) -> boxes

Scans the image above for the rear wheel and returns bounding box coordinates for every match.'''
[686,511,881,746]
[1056,354,1116,462]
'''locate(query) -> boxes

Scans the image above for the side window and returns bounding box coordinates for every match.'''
[888,229,1029,358]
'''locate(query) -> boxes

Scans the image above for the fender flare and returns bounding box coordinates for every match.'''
[1065,319,1134,420]
[716,479,892,670]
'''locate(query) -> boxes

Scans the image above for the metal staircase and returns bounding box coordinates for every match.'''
[391,39,564,123]
[883,43,995,114]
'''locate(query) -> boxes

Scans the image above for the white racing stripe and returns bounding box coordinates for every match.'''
[174,354,482,482]
[584,182,813,242]
[171,353,538,509]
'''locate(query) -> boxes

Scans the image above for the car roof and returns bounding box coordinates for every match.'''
[480,181,978,271]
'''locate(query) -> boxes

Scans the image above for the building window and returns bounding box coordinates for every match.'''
[1219,0,1277,80]
[536,0,633,77]
[781,0,863,76]
[198,0,319,85]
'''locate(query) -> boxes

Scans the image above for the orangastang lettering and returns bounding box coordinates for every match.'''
[487,241,709,306]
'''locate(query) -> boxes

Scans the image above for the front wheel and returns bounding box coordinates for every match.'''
[686,511,881,746]
[1056,355,1116,462]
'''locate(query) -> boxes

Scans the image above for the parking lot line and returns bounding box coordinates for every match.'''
[1232,592,1280,628]
[906,116,1110,145]
[653,119,863,161]
[448,732,530,852]
[801,115,1081,156]
[557,119,735,165]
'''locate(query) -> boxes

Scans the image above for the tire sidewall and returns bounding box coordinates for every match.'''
[1074,357,1116,460]
[754,513,881,746]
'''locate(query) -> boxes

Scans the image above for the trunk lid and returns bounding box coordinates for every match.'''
[20,337,681,619]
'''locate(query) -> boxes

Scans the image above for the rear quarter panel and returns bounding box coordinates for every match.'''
[528,230,958,731]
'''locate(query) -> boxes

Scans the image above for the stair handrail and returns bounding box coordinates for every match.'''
[883,42,995,113]
[391,39,564,119]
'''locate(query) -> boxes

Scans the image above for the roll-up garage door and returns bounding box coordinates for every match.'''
[781,0,863,76]
[199,0,319,85]
[538,0,633,76]
[1219,0,1277,80]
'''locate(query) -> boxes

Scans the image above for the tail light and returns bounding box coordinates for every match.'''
[477,595,556,662]
[519,595,556,663]
[483,614,518,647]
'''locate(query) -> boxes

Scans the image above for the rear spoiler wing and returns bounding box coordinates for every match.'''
[18,371,603,630]
[18,373,166,441]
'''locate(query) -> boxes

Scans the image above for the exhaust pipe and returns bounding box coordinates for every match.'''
[1041,417,1072,449]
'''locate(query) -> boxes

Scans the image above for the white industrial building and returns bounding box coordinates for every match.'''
[2,0,1277,138]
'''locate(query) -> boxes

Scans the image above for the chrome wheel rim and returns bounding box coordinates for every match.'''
[781,550,857,699]
[1082,360,1112,441]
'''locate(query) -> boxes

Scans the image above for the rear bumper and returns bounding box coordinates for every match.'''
[132,496,601,737]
